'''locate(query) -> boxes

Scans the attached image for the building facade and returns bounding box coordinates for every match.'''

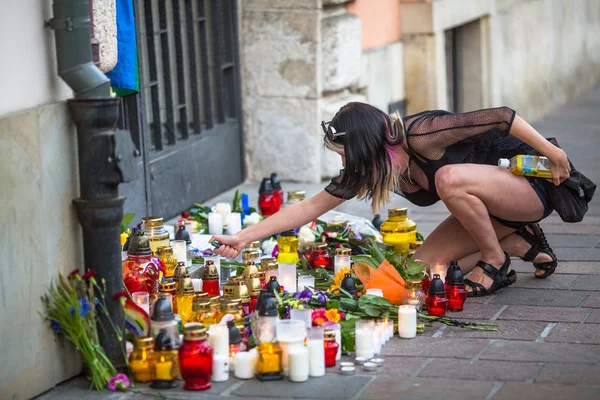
[1,0,599,398]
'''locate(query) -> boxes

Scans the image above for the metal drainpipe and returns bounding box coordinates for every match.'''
[47,0,138,368]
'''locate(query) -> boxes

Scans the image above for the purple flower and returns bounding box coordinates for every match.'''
[284,305,291,319]
[297,289,312,303]
[79,299,90,317]
[317,293,327,305]
[283,290,289,296]
[107,373,130,391]
[51,321,61,333]
[271,244,279,258]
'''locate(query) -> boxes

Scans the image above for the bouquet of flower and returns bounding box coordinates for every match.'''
[40,270,127,391]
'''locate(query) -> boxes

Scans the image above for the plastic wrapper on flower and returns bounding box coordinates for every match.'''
[353,260,406,305]
[319,211,383,242]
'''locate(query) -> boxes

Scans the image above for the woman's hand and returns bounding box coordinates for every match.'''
[210,234,248,259]
[547,146,571,186]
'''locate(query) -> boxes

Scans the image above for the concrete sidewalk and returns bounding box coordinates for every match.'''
[36,87,600,400]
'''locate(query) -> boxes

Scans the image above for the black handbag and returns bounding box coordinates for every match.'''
[539,138,596,223]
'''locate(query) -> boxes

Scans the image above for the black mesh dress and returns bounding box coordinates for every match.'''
[325,107,553,226]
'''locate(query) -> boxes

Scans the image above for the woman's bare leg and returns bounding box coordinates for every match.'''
[421,164,546,291]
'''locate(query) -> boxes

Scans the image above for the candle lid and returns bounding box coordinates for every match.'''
[127,230,152,257]
[265,276,281,294]
[270,173,281,190]
[221,301,241,313]
[208,295,221,307]
[151,294,174,321]
[251,288,262,296]
[256,272,266,279]
[335,247,352,256]
[249,241,261,249]
[202,260,219,280]
[134,336,154,349]
[173,262,188,279]
[311,242,328,252]
[388,207,407,217]
[243,262,259,279]
[324,329,336,341]
[280,229,296,237]
[445,261,465,285]
[255,289,269,311]
[260,257,276,268]
[157,246,174,256]
[287,190,305,201]
[258,293,278,317]
[340,273,357,295]
[428,274,446,295]
[193,292,208,300]
[159,280,177,292]
[264,262,279,271]
[242,250,260,262]
[183,324,207,341]
[192,299,211,312]
[227,276,244,283]
[141,216,164,228]
[259,177,274,194]
[154,329,174,351]
[177,274,195,294]
[175,224,191,244]
[227,320,242,345]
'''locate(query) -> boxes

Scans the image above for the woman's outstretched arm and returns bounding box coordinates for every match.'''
[211,190,344,258]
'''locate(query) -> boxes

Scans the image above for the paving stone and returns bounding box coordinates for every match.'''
[498,305,590,323]
[489,288,589,307]
[492,382,600,400]
[512,274,578,289]
[440,320,547,341]
[544,215,600,225]
[536,363,600,385]
[545,323,600,344]
[233,373,372,399]
[546,234,600,248]
[509,260,600,275]
[556,248,600,261]
[572,275,600,291]
[583,292,600,308]
[447,302,505,320]
[418,359,543,382]
[480,340,600,363]
[381,338,490,359]
[334,356,428,377]
[359,377,494,400]
[585,309,600,323]
[538,223,599,235]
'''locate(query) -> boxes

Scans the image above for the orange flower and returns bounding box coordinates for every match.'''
[325,308,341,323]
[313,317,327,326]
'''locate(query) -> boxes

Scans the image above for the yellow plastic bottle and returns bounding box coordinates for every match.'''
[380,207,417,255]
[498,155,553,179]
[277,230,299,264]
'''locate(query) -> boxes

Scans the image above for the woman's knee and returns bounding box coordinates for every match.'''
[435,165,464,200]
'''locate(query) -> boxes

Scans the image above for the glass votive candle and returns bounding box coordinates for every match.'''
[173,240,187,264]
[429,264,448,283]
[355,320,375,359]
[277,320,307,376]
[226,212,242,235]
[191,279,203,292]
[365,288,383,297]
[323,321,342,360]
[398,305,417,339]
[307,326,325,377]
[132,292,150,316]
[290,308,312,330]
[208,212,223,235]
[278,263,297,293]
[297,275,315,291]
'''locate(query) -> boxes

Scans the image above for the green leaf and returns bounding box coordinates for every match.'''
[120,213,135,233]
[351,255,379,269]
[326,299,340,310]
[337,286,354,299]
[363,305,382,317]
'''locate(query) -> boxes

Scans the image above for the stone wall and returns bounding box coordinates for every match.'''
[0,103,82,400]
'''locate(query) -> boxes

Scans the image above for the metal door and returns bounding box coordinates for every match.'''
[119,0,244,219]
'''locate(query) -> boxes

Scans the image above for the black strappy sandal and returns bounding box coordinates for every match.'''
[465,252,517,297]
[515,223,558,279]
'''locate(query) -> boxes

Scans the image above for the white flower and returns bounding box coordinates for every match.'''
[243,212,262,227]
[298,226,316,250]
[261,238,277,256]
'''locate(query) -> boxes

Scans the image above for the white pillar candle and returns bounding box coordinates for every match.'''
[334,254,351,276]
[278,263,297,293]
[398,305,417,339]
[172,240,187,264]
[289,347,310,382]
[226,212,242,235]
[373,321,383,355]
[265,268,279,281]
[365,288,383,297]
[430,264,448,283]
[279,341,304,376]
[297,275,315,291]
[208,324,230,356]
[215,202,232,225]
[233,351,256,379]
[323,322,342,360]
[208,212,223,235]
[307,327,325,377]
[290,309,312,331]
[387,320,394,341]
[212,354,229,382]
[132,292,149,316]
[355,320,375,359]
[277,320,307,376]
[185,220,197,234]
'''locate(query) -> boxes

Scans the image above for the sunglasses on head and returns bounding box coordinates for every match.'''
[321,121,346,141]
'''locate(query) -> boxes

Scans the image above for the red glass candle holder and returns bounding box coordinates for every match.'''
[426,295,448,316]
[324,330,339,368]
[250,292,259,314]
[202,279,220,297]
[179,326,213,390]
[308,243,332,270]
[123,255,160,295]
[446,284,467,312]
[421,278,430,295]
